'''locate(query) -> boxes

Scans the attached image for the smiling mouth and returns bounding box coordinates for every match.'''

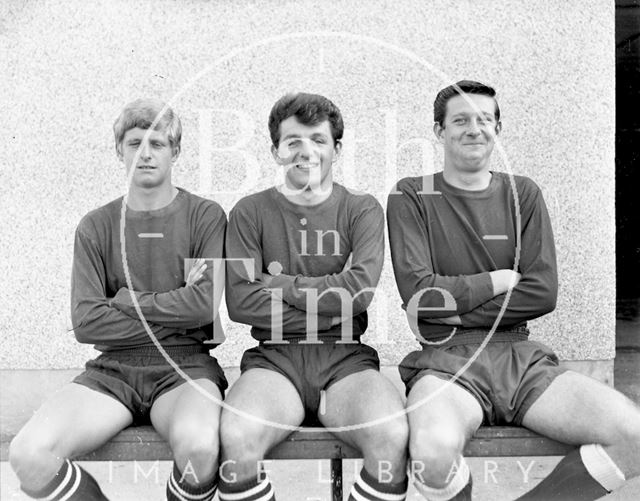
[137,165,156,169]
[293,162,320,170]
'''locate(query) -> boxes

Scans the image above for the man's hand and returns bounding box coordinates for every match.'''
[429,315,462,325]
[261,273,285,300]
[489,269,522,296]
[341,254,352,272]
[331,315,348,327]
[186,259,207,287]
[406,309,462,326]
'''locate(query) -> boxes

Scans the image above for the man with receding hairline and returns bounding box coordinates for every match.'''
[387,80,640,500]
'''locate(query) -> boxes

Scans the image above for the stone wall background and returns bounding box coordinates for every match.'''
[0,0,614,369]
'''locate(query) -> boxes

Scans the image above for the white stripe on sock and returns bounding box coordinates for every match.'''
[168,479,191,501]
[350,490,370,501]
[580,444,626,492]
[58,463,82,501]
[219,477,270,501]
[253,484,274,501]
[169,472,217,501]
[43,460,74,501]
[353,472,407,501]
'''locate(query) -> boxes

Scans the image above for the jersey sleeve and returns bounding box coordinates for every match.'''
[268,197,384,316]
[70,225,183,347]
[225,200,334,332]
[386,179,495,318]
[110,203,227,329]
[459,181,557,327]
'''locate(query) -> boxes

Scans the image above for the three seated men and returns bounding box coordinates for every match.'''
[9,86,640,501]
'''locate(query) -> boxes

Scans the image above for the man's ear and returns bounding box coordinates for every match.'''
[332,140,342,161]
[271,144,280,163]
[433,122,445,143]
[172,145,181,163]
[116,144,124,162]
[495,121,502,136]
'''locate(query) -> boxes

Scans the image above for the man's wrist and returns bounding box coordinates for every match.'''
[112,287,132,308]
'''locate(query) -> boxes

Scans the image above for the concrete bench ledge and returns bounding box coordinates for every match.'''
[0,425,575,462]
[0,367,577,500]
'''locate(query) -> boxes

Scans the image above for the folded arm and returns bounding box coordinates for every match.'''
[267,201,384,317]
[225,205,334,332]
[387,181,496,319]
[111,206,227,329]
[459,185,557,327]
[71,228,183,347]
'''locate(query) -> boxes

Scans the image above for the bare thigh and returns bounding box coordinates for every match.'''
[522,371,640,475]
[150,378,222,441]
[407,375,483,444]
[220,368,304,463]
[150,378,223,481]
[10,383,132,487]
[15,382,133,457]
[319,369,406,448]
[319,369,408,481]
[406,375,482,486]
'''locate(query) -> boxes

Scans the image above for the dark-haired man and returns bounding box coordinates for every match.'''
[221,92,409,501]
[387,80,640,500]
[9,99,228,501]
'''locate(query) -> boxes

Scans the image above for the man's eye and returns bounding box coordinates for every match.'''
[454,119,465,125]
[314,138,326,144]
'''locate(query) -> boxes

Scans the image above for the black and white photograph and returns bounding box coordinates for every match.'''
[1,1,639,499]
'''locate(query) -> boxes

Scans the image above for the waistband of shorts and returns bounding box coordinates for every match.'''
[424,326,529,348]
[255,333,363,345]
[258,338,364,346]
[100,345,210,358]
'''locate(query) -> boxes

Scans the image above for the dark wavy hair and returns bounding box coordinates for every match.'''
[268,92,344,146]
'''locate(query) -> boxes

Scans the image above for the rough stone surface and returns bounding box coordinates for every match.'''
[1,1,614,369]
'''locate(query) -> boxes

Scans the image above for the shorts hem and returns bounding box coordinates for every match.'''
[512,367,567,425]
[71,376,137,416]
[324,361,380,392]
[404,369,484,410]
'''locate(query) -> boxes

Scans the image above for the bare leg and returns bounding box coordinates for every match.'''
[319,369,408,482]
[219,369,304,484]
[151,378,222,485]
[407,375,482,495]
[522,370,640,491]
[9,383,132,490]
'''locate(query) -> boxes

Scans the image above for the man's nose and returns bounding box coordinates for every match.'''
[297,138,319,159]
[466,119,481,135]
[297,139,312,157]
[140,142,152,159]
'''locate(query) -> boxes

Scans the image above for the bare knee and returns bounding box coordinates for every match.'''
[361,416,409,463]
[410,424,466,486]
[220,413,269,464]
[170,419,220,474]
[9,432,37,475]
[9,430,62,483]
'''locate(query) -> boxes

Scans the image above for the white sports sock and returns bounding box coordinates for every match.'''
[580,443,626,492]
